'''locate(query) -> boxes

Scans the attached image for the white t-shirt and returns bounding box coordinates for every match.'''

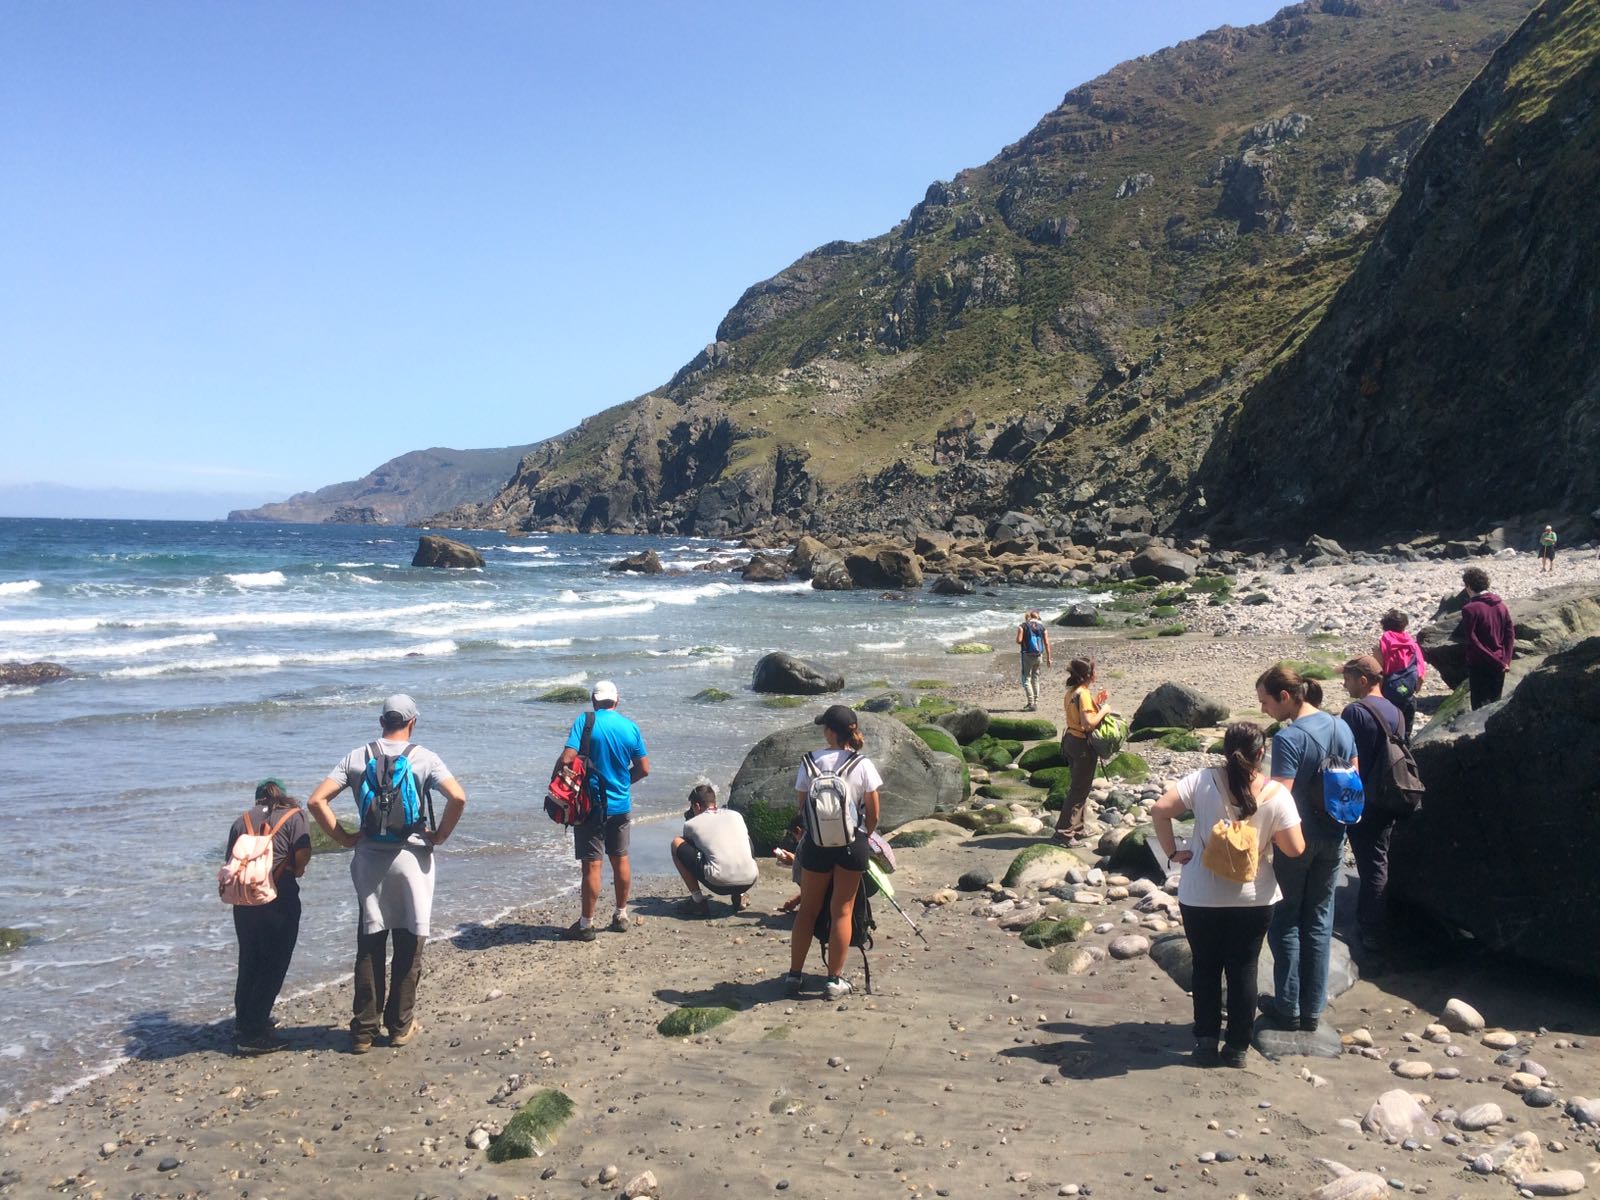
[1173,767,1300,908]
[793,749,884,833]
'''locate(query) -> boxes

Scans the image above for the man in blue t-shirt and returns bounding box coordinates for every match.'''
[554,680,649,942]
[1256,667,1358,1034]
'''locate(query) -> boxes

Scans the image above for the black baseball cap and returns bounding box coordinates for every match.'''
[813,704,859,733]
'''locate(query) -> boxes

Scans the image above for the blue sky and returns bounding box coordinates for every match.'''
[2,1,1287,508]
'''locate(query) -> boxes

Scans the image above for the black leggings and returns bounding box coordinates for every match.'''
[1179,903,1272,1049]
[233,893,301,1036]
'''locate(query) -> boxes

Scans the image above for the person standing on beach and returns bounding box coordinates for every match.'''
[555,680,649,942]
[1375,609,1426,739]
[787,704,882,1000]
[1338,656,1406,956]
[1458,567,1515,709]
[1539,525,1558,574]
[1151,723,1304,1068]
[1054,658,1109,845]
[224,779,312,1055]
[1015,610,1052,711]
[307,694,468,1054]
[1255,665,1356,1033]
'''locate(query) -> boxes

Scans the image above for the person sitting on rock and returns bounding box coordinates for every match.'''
[671,781,758,916]
[1151,723,1304,1068]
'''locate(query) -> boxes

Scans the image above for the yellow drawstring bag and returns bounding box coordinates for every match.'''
[1201,816,1259,883]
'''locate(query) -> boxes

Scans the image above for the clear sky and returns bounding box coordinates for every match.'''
[2,1,1288,508]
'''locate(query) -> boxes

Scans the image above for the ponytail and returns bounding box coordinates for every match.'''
[1304,678,1323,708]
[1220,723,1266,818]
[1255,664,1319,710]
[841,723,865,752]
[1066,657,1096,688]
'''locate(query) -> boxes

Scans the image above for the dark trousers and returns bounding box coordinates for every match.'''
[1348,813,1397,944]
[1468,660,1506,709]
[233,893,301,1037]
[1055,734,1096,837]
[1394,695,1416,740]
[352,928,424,1039]
[1180,903,1272,1050]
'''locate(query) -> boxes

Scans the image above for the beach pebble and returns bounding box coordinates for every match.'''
[1435,1066,1461,1080]
[1310,1170,1390,1200]
[1094,922,1115,934]
[1127,879,1157,897]
[599,1165,620,1184]
[98,1142,117,1158]
[1524,1087,1558,1108]
[1506,1072,1542,1094]
[1009,1170,1032,1182]
[1456,1103,1505,1131]
[623,1169,660,1198]
[1441,998,1486,1033]
[467,1128,491,1150]
[1058,1187,1080,1196]
[157,1157,179,1172]
[1423,1024,1452,1043]
[1072,890,1103,905]
[957,869,992,892]
[1109,934,1150,960]
[1519,1059,1549,1079]
[927,889,958,905]
[1392,1060,1433,1080]
[1344,1028,1374,1048]
[827,1056,843,1068]
[485,989,504,1002]
[1363,1089,1437,1142]
[1565,1097,1600,1126]
[1513,1169,1586,1195]
[1483,1030,1521,1050]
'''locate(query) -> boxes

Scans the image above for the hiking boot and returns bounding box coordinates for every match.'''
[389,1019,420,1048]
[783,971,805,997]
[560,921,597,943]
[608,912,631,933]
[1256,994,1296,1030]
[350,1032,374,1055]
[1192,1039,1220,1067]
[824,976,855,1001]
[1221,1044,1250,1069]
[236,1032,286,1056]
[1298,1014,1321,1033]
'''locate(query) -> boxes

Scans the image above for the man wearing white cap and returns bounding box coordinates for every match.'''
[554,680,649,941]
[307,694,467,1053]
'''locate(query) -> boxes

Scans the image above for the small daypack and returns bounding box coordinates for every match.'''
[1020,619,1045,655]
[812,871,878,993]
[801,750,862,848]
[218,808,299,906]
[545,712,599,826]
[1201,817,1259,884]
[1381,662,1421,707]
[866,830,897,874]
[1090,711,1129,760]
[1357,697,1426,817]
[358,741,433,843]
[1305,725,1365,826]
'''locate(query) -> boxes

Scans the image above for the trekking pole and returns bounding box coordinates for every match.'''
[867,861,931,948]
[884,889,932,948]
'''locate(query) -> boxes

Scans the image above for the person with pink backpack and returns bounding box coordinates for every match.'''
[219,779,311,1055]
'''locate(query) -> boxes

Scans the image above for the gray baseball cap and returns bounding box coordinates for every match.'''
[381,694,419,723]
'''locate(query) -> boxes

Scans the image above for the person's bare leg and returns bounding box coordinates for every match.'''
[789,869,831,973]
[610,853,631,911]
[826,868,862,978]
[580,859,602,920]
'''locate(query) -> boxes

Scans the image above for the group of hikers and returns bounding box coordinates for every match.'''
[217,567,1515,1063]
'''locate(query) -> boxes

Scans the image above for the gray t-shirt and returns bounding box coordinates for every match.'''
[326,739,453,852]
[682,809,758,889]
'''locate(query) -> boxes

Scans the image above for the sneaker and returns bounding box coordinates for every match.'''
[680,894,711,916]
[824,976,855,1001]
[783,971,805,996]
[560,921,597,943]
[389,1019,420,1047]
[608,912,631,933]
[1221,1045,1250,1069]
[1192,1039,1220,1067]
[350,1033,374,1055]
[235,1032,286,1056]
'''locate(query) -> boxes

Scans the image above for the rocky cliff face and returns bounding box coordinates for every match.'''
[1194,0,1600,541]
[451,0,1536,538]
[228,444,541,526]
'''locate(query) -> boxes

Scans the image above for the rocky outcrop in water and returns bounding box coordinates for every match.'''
[412,535,484,570]
[0,662,71,687]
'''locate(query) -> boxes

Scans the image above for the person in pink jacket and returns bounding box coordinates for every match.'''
[1376,609,1426,738]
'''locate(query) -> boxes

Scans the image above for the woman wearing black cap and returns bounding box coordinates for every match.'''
[787,704,882,1000]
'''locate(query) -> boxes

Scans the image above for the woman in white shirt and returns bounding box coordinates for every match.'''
[787,704,883,1002]
[1151,723,1306,1067]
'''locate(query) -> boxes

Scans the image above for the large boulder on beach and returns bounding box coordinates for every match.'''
[809,552,854,591]
[412,535,484,569]
[1130,546,1198,582]
[751,652,844,695]
[0,661,72,687]
[787,536,830,580]
[727,711,964,837]
[1418,581,1600,688]
[1392,635,1600,981]
[930,575,975,595]
[1150,930,1358,1004]
[1131,682,1231,732]
[740,554,788,582]
[933,706,990,744]
[844,546,924,590]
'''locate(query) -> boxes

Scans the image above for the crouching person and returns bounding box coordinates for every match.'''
[672,781,758,915]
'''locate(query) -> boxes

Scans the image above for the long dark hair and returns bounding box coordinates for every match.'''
[254,779,294,809]
[1255,664,1323,709]
[1221,723,1266,818]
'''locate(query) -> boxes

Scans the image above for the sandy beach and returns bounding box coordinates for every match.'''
[3,551,1599,1200]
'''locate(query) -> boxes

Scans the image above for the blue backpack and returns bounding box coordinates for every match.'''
[358,741,433,842]
[1021,619,1045,655]
[1302,726,1364,826]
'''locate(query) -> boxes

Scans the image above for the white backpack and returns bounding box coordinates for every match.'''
[218,808,298,906]
[801,751,862,848]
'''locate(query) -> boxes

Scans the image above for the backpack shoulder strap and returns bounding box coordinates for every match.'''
[801,751,822,780]
[838,751,863,777]
[579,711,596,757]
[265,806,301,838]
[239,810,258,838]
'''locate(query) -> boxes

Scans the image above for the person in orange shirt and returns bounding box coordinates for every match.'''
[1054,657,1110,844]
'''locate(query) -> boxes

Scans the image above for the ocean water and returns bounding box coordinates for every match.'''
[0,517,1071,1112]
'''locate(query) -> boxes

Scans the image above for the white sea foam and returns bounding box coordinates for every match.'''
[535,672,588,688]
[225,571,286,587]
[495,544,554,555]
[103,639,459,679]
[45,633,219,660]
[556,589,582,603]
[858,639,907,651]
[494,637,574,649]
[0,580,42,596]
[335,562,376,568]
[400,601,656,637]
[350,574,380,584]
[0,616,103,634]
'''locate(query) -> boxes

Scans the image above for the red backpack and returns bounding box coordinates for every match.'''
[545,712,598,826]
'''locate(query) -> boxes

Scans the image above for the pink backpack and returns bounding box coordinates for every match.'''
[218,809,298,906]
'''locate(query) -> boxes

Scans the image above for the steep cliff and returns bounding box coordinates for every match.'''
[228,443,541,526]
[455,0,1535,536]
[1194,0,1600,541]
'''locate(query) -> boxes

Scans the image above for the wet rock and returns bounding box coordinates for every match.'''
[1255,1020,1343,1061]
[751,651,844,695]
[1130,681,1231,731]
[930,575,975,596]
[157,1157,180,1172]
[1524,1086,1558,1108]
[933,706,990,744]
[609,550,663,574]
[412,534,485,569]
[0,662,71,687]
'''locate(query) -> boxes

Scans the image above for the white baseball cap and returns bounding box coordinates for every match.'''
[592,680,619,704]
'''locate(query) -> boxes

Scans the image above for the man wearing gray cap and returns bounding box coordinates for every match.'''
[307,694,467,1053]
[553,680,649,941]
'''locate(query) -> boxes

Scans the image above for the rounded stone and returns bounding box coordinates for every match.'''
[1482,1030,1520,1050]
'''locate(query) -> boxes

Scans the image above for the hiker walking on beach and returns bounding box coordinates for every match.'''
[1539,525,1558,574]
[306,694,468,1054]
[221,779,312,1055]
[1016,609,1052,711]
[787,704,882,1000]
[556,680,649,942]
[1151,723,1304,1068]
[672,781,758,916]
[1255,666,1356,1033]
[1375,609,1426,739]
[1055,657,1109,845]
[1458,567,1515,709]
[1339,657,1406,956]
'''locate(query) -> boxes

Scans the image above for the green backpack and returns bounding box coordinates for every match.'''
[1090,712,1129,760]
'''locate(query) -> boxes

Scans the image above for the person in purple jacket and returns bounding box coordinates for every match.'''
[1458,567,1515,709]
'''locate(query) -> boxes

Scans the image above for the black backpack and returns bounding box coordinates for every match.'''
[1357,698,1425,817]
[812,873,879,994]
